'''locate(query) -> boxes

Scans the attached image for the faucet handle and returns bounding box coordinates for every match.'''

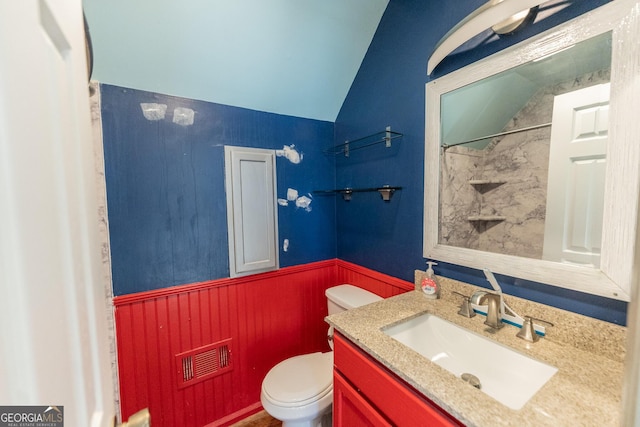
[516,315,554,342]
[452,291,476,318]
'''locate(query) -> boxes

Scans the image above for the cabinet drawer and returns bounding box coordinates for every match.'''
[334,332,462,427]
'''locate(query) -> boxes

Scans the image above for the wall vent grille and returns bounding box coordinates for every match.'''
[175,339,232,389]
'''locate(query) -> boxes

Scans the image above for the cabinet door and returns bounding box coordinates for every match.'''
[224,146,279,277]
[334,333,462,427]
[334,372,391,427]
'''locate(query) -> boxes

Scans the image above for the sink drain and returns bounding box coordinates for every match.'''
[461,373,481,389]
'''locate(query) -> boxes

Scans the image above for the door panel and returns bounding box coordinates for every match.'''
[543,83,610,267]
[0,1,115,426]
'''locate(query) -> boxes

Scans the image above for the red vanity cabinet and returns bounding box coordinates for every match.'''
[333,332,463,427]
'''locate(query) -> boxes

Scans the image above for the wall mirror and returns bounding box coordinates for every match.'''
[424,0,640,301]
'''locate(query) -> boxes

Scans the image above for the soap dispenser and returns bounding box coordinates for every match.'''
[421,261,440,299]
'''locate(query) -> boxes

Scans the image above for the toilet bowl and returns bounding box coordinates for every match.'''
[261,352,333,427]
[260,284,382,427]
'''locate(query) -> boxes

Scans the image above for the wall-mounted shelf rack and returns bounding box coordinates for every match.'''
[328,126,403,157]
[314,185,402,202]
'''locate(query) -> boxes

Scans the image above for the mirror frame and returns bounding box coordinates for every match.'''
[424,0,640,302]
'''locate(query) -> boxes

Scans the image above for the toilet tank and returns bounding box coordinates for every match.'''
[326,284,382,315]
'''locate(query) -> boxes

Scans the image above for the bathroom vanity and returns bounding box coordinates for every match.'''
[326,275,626,426]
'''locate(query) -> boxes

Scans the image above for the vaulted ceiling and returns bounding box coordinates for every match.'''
[83,0,389,122]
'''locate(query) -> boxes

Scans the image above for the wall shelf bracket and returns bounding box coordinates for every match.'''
[377,186,396,201]
[313,185,402,202]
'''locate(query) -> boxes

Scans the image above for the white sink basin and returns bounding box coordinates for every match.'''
[383,313,557,410]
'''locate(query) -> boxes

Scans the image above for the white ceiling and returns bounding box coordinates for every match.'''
[83,0,389,122]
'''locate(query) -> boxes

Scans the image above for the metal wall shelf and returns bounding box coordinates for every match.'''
[328,126,402,157]
[314,185,402,201]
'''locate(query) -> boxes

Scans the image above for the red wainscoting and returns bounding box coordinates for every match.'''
[335,261,415,298]
[113,259,413,427]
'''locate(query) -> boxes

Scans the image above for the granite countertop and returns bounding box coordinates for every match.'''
[326,274,626,427]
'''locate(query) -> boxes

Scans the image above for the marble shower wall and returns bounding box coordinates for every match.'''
[439,70,610,259]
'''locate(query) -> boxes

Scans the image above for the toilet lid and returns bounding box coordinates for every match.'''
[262,352,333,406]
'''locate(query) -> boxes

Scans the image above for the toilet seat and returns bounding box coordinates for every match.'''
[262,352,333,407]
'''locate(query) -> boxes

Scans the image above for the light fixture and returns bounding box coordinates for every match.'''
[427,0,548,75]
[492,0,539,35]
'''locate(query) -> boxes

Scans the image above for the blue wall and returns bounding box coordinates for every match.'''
[101,84,336,295]
[101,0,627,323]
[334,0,627,324]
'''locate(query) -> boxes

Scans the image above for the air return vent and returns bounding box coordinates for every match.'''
[175,339,232,389]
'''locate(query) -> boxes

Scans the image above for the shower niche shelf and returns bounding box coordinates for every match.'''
[468,179,506,221]
[328,126,402,157]
[468,179,507,185]
[467,215,506,222]
[314,185,402,202]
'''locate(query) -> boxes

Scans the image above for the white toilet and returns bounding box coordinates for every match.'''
[260,284,382,427]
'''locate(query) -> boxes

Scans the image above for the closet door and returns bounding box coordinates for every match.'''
[225,146,279,277]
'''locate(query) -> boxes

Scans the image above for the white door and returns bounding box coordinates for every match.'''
[0,1,115,427]
[225,146,279,277]
[543,83,610,267]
